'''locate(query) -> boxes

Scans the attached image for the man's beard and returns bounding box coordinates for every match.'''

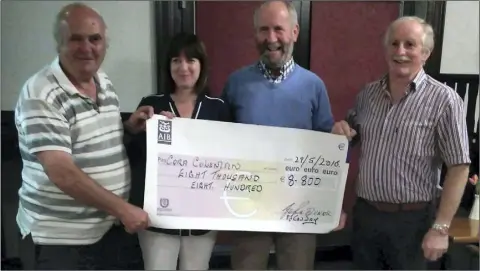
[257,41,294,69]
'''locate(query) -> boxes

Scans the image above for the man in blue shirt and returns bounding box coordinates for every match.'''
[221,1,346,269]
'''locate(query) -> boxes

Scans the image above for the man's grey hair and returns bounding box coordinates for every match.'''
[253,0,298,29]
[53,2,108,51]
[384,16,435,54]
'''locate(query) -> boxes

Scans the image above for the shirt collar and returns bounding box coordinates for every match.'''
[380,68,428,94]
[257,57,295,83]
[50,56,109,96]
[411,68,427,91]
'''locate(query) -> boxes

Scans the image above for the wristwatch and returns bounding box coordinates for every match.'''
[431,223,450,235]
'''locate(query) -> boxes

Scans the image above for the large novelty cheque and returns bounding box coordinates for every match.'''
[143,115,350,234]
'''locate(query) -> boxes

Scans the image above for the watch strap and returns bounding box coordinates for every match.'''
[432,223,450,235]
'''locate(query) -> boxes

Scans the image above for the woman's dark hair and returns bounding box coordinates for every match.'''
[163,32,209,95]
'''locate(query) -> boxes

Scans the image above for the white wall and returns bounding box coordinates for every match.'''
[1,1,156,112]
[440,1,479,75]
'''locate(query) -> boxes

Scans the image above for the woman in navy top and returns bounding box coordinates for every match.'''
[128,33,230,270]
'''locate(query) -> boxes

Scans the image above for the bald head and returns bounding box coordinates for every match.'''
[253,0,298,29]
[54,3,108,82]
[54,3,107,50]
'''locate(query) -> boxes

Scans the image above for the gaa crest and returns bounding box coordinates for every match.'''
[159,198,169,208]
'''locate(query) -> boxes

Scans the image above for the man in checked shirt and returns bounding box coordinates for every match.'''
[332,16,471,270]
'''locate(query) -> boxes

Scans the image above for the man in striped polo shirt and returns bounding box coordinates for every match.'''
[332,16,471,269]
[15,3,153,269]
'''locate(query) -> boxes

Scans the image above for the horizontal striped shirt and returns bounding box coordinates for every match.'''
[14,57,130,245]
[347,69,471,203]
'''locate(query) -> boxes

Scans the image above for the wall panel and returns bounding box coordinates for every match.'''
[196,1,259,96]
[0,1,156,112]
[441,1,479,75]
[310,1,399,213]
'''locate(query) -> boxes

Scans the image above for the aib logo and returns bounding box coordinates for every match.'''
[159,198,169,208]
[157,120,172,145]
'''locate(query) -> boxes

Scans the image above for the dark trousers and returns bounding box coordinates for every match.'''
[230,231,317,269]
[351,198,435,270]
[20,225,144,270]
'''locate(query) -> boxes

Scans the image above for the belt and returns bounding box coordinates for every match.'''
[361,198,431,212]
[113,223,210,236]
[147,227,211,236]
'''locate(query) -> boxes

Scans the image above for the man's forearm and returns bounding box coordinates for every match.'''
[46,163,129,219]
[435,164,470,225]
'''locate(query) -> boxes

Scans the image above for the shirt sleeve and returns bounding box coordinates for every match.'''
[313,79,334,132]
[17,99,71,154]
[436,94,471,167]
[136,96,149,109]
